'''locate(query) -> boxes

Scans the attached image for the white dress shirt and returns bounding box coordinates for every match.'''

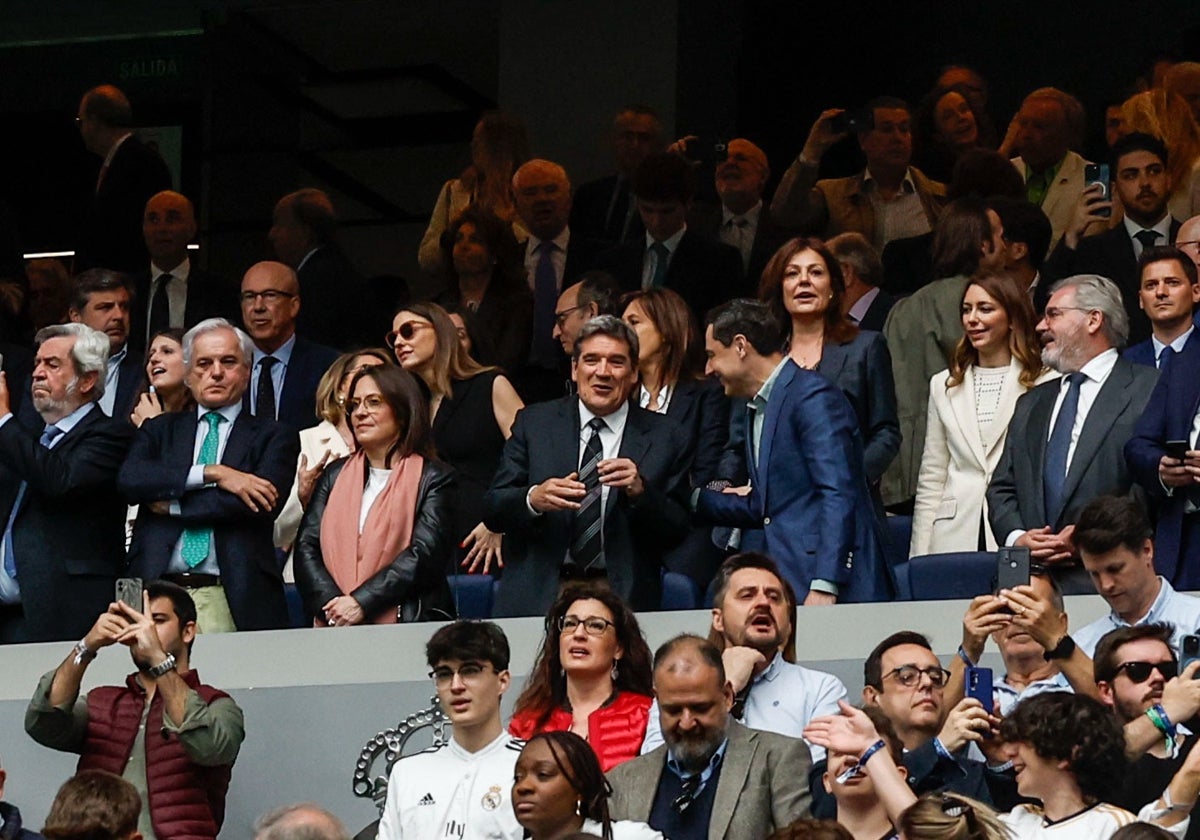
[523,228,571,293]
[145,257,192,345]
[1123,213,1174,260]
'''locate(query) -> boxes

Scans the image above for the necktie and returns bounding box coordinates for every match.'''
[649,242,670,289]
[1135,229,1160,254]
[1025,169,1051,207]
[725,217,752,271]
[570,417,607,570]
[1043,373,1084,522]
[256,356,278,419]
[1159,345,1176,374]
[148,273,172,341]
[532,241,559,366]
[180,412,223,568]
[3,425,63,580]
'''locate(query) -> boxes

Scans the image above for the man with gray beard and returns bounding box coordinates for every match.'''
[987,274,1158,594]
[0,323,134,643]
[607,634,811,840]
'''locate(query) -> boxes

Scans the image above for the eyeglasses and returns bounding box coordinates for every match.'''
[386,321,433,344]
[240,290,296,305]
[1042,305,1092,321]
[346,394,386,413]
[554,305,583,327]
[558,615,615,636]
[1115,660,1178,683]
[429,662,494,686]
[884,664,952,688]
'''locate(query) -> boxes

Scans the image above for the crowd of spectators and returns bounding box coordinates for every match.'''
[10,58,1200,838]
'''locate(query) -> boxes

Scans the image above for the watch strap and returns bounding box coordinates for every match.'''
[145,653,177,678]
[1043,634,1076,661]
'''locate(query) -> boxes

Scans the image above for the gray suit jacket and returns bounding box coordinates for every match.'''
[986,355,1157,538]
[606,721,812,840]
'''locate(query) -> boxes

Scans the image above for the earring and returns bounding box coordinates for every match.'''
[611,659,620,682]
[576,798,582,816]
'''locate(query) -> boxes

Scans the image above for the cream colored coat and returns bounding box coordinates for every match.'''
[274,421,353,581]
[910,361,1058,557]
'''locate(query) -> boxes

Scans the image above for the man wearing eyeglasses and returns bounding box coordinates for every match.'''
[239,261,337,432]
[987,274,1158,594]
[378,620,523,840]
[861,631,1016,809]
[550,272,623,359]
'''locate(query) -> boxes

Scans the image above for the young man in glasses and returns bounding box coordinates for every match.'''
[378,620,523,840]
[1095,623,1200,834]
[861,631,1015,809]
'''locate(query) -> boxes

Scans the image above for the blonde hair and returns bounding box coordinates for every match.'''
[396,301,497,399]
[1121,89,1200,198]
[899,793,1010,840]
[313,348,393,425]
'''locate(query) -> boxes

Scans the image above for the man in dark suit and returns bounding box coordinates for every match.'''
[828,232,895,332]
[512,159,607,403]
[697,299,892,605]
[607,635,812,840]
[0,323,133,644]
[484,315,691,617]
[128,191,238,357]
[595,152,745,320]
[686,138,795,288]
[119,318,299,632]
[570,105,663,247]
[988,274,1158,593]
[1122,245,1200,369]
[74,85,172,273]
[1040,132,1180,344]
[269,188,380,350]
[239,261,338,431]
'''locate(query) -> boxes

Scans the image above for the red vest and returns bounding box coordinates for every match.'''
[509,690,653,772]
[79,670,233,840]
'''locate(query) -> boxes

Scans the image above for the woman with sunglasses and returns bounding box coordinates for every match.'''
[294,365,454,625]
[390,301,523,575]
[512,731,663,840]
[509,584,653,772]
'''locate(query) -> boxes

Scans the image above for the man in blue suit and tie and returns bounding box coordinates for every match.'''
[696,299,891,605]
[1122,245,1200,369]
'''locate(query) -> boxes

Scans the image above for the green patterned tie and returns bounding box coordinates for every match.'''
[180,412,222,568]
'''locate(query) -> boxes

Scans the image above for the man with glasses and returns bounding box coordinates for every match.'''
[987,274,1158,594]
[862,631,1015,808]
[239,261,337,431]
[378,620,523,840]
[550,271,622,359]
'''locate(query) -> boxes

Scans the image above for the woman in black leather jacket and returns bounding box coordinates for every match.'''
[294,365,454,625]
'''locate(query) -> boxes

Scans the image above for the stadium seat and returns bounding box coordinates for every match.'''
[446,574,495,618]
[906,551,997,601]
[661,571,701,610]
[884,514,912,568]
[283,583,307,629]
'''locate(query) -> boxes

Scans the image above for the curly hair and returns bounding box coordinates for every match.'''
[511,583,653,730]
[999,692,1127,803]
[759,236,858,347]
[522,732,614,840]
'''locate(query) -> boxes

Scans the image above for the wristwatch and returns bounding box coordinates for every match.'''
[1043,634,1076,661]
[144,653,177,678]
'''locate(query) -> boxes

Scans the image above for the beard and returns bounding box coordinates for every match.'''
[664,722,726,774]
[31,377,79,419]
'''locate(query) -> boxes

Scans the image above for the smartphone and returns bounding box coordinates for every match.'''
[1183,635,1200,676]
[965,665,995,707]
[1166,440,1189,462]
[830,109,871,134]
[1084,163,1112,217]
[115,577,143,611]
[996,546,1031,612]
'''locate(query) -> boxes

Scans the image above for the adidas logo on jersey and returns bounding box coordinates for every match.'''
[418,792,436,806]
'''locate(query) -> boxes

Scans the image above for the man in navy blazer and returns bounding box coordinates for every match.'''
[119,318,299,632]
[484,316,691,617]
[1122,245,1200,369]
[1126,334,1200,589]
[239,261,338,431]
[696,299,891,605]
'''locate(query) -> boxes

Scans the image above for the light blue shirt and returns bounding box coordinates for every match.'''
[993,670,1073,716]
[665,736,727,794]
[748,357,789,467]
[1074,577,1200,657]
[98,345,127,417]
[250,334,295,420]
[1152,326,1194,368]
[641,652,846,763]
[166,402,243,575]
[0,402,95,603]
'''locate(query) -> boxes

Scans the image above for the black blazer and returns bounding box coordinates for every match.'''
[128,264,240,357]
[856,289,896,333]
[686,202,797,289]
[293,457,455,622]
[987,356,1158,538]
[17,350,141,432]
[1040,220,1181,345]
[296,245,381,350]
[76,136,172,273]
[118,408,300,631]
[664,377,730,487]
[0,405,133,642]
[561,233,608,284]
[569,174,645,246]
[483,398,692,616]
[594,230,747,320]
[243,336,339,432]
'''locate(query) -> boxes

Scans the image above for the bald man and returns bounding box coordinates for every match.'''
[240,261,337,431]
[512,159,606,402]
[130,191,238,356]
[255,804,349,840]
[686,137,796,285]
[75,84,172,273]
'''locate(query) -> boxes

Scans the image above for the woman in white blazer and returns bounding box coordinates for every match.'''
[911,273,1056,557]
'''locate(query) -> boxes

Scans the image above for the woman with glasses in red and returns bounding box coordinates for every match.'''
[509,584,654,771]
[390,301,523,576]
[293,365,454,625]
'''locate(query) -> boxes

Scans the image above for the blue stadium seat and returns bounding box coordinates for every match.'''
[283,583,308,628]
[661,571,701,610]
[447,575,496,618]
[884,514,912,568]
[892,561,913,601]
[906,551,997,600]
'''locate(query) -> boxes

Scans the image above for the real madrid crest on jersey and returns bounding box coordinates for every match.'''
[481,784,503,811]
